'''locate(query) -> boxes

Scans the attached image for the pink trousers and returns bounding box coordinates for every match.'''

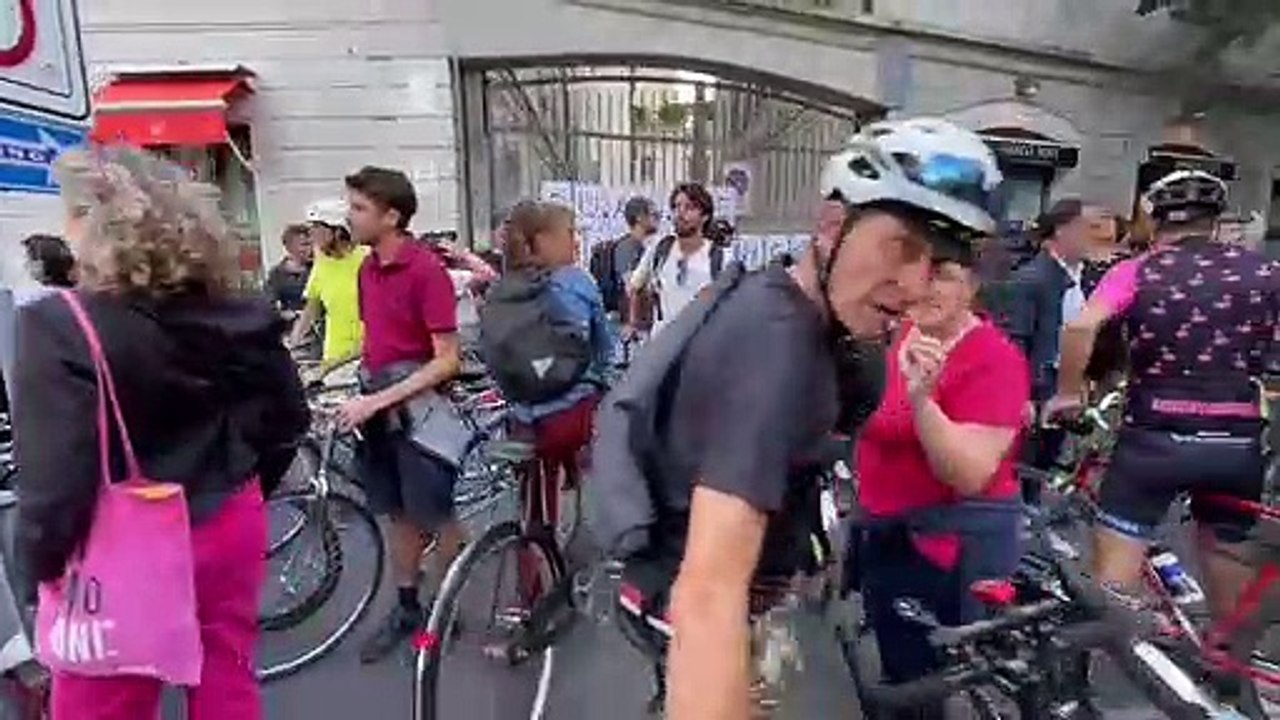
[51,482,268,720]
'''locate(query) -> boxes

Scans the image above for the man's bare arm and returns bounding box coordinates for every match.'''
[1057,299,1114,400]
[368,332,462,410]
[288,299,321,348]
[667,485,767,720]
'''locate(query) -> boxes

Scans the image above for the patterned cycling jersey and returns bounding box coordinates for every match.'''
[1093,237,1277,432]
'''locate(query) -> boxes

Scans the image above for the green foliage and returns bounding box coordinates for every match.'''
[1138,0,1280,55]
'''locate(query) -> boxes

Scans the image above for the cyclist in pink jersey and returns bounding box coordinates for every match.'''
[1049,171,1277,669]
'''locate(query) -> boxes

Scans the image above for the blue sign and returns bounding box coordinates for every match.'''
[0,109,86,195]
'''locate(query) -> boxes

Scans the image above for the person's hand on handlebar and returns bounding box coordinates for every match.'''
[1041,393,1085,428]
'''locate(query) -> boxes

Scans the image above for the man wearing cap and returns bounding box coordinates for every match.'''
[287,198,370,373]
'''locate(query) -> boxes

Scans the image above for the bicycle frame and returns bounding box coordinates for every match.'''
[1191,493,1280,688]
[1049,394,1280,691]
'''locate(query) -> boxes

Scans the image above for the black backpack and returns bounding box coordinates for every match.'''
[586,261,748,558]
[478,270,593,405]
[588,237,623,314]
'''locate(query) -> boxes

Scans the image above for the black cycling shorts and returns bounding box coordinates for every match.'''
[1097,427,1265,543]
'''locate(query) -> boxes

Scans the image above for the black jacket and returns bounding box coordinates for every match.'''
[13,291,309,583]
[1004,252,1077,398]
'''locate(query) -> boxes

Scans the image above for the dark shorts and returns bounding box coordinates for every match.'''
[357,412,458,531]
[1097,426,1265,543]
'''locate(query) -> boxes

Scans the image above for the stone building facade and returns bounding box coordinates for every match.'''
[5,0,1276,273]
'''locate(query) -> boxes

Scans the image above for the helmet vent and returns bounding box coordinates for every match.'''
[847,156,880,180]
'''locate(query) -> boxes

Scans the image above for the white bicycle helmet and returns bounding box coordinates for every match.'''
[304,198,350,232]
[1141,169,1228,223]
[820,117,1003,237]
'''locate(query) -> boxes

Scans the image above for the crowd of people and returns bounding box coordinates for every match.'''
[0,112,1273,720]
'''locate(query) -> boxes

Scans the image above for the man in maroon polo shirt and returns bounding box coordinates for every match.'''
[335,166,466,664]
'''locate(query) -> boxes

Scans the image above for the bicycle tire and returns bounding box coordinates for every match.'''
[257,491,384,682]
[413,520,566,720]
[258,489,343,632]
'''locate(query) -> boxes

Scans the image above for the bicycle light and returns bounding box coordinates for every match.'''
[970,579,1017,608]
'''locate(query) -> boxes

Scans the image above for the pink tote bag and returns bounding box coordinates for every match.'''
[34,291,202,685]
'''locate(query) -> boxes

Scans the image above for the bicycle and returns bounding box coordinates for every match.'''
[850,532,1249,720]
[258,361,513,680]
[411,428,581,720]
[257,388,385,682]
[1021,383,1280,716]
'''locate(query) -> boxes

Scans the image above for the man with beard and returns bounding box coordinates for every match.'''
[628,183,727,335]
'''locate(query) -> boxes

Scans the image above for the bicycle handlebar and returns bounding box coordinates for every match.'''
[1041,395,1119,436]
[865,559,1227,719]
[928,598,1062,647]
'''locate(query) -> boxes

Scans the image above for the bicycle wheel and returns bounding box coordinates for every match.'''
[414,521,568,720]
[257,490,384,682]
[258,487,340,632]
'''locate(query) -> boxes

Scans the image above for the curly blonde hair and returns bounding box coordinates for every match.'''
[54,146,237,298]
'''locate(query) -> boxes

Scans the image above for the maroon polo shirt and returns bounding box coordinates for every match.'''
[359,238,458,374]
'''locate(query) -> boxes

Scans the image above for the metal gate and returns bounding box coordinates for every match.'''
[457,63,875,246]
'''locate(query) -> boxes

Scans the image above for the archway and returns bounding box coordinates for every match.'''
[457,58,884,248]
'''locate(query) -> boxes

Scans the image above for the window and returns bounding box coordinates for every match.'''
[1001,168,1052,225]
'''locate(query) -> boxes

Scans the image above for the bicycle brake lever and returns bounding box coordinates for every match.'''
[893,598,940,629]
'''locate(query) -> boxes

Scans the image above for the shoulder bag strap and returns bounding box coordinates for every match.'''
[58,290,143,482]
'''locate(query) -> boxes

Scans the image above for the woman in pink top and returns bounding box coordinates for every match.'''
[855,246,1031,714]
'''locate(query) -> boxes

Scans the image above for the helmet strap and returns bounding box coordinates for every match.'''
[814,226,846,321]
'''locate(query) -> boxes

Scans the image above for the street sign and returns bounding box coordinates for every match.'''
[0,107,85,194]
[0,0,90,121]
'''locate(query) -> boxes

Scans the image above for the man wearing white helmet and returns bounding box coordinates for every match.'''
[1050,169,1277,711]
[595,118,1004,719]
[287,198,370,372]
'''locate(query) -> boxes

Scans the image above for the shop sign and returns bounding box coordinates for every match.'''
[984,137,1079,169]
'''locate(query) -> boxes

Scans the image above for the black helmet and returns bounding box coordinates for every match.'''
[1142,169,1228,223]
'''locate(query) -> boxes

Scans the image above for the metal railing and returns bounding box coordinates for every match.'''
[481,65,863,234]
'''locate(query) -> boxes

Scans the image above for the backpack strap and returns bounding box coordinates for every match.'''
[652,235,677,281]
[650,235,677,322]
[589,238,617,286]
[710,243,726,278]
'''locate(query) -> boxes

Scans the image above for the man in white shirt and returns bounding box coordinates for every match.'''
[626,183,725,336]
